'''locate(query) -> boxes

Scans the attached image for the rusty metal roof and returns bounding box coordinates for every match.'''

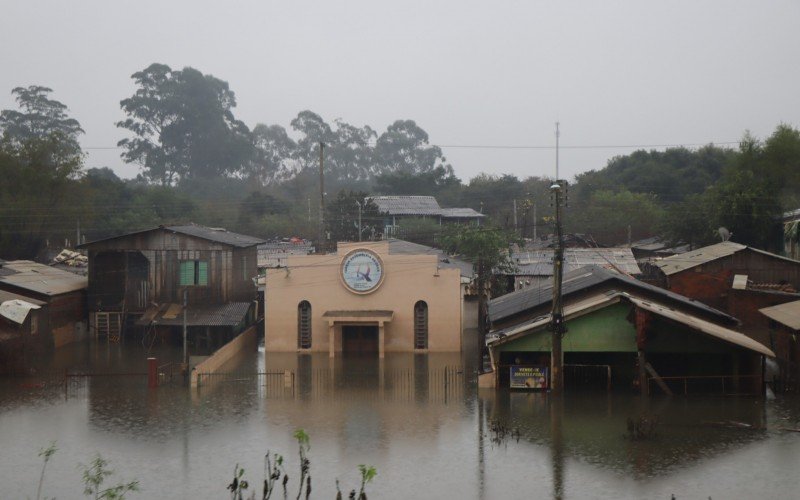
[137,301,252,327]
[0,261,87,297]
[760,300,800,330]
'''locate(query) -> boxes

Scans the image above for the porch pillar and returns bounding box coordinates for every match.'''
[328,322,335,358]
[635,308,651,396]
[378,321,385,359]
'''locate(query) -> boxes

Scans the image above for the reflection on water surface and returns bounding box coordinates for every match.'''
[1,342,800,499]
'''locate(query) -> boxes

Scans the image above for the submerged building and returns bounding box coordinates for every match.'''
[78,224,264,350]
[482,266,774,394]
[264,239,474,357]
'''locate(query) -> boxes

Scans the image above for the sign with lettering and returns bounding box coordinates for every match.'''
[509,365,549,390]
[341,249,385,294]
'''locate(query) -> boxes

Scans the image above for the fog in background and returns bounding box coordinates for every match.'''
[2,0,798,182]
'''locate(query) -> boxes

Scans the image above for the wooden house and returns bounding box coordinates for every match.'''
[0,260,87,350]
[78,224,265,349]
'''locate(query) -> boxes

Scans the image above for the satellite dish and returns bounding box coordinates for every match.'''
[717,227,732,242]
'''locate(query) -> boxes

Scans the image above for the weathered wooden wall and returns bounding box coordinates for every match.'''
[87,229,258,311]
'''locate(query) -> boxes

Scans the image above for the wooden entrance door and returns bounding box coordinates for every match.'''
[342,325,379,355]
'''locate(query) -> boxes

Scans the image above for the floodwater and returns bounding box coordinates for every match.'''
[2,342,800,499]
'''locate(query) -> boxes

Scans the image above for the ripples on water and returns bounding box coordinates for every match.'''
[1,342,800,499]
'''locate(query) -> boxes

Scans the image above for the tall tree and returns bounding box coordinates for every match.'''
[0,85,84,175]
[441,225,517,365]
[248,123,297,185]
[117,63,253,185]
[375,120,449,175]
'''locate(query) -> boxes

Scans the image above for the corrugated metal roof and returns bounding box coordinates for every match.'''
[506,248,641,276]
[370,196,441,215]
[0,261,87,296]
[440,208,485,218]
[628,296,774,357]
[655,241,800,275]
[0,299,41,324]
[166,225,265,247]
[490,292,622,341]
[489,292,774,358]
[488,265,735,325]
[655,242,746,275]
[137,301,252,327]
[760,300,800,330]
[79,224,265,249]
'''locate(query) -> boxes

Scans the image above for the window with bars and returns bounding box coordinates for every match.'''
[179,260,208,286]
[298,301,312,349]
[414,300,428,349]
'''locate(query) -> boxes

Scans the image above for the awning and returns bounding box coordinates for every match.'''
[136,302,252,327]
[322,310,394,324]
[628,296,775,358]
[0,299,41,324]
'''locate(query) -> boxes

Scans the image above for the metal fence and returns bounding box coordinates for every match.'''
[194,366,468,403]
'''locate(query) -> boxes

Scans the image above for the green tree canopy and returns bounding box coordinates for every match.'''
[117,63,253,185]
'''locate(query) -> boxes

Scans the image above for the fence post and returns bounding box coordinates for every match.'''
[147,358,158,389]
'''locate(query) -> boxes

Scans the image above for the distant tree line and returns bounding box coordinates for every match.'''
[2,62,800,260]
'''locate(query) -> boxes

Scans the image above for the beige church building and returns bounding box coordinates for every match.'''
[264,240,474,357]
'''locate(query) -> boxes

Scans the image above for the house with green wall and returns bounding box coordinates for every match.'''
[482,266,774,395]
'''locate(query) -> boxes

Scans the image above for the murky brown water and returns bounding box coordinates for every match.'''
[2,341,800,499]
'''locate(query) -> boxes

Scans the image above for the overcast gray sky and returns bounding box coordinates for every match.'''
[2,0,799,183]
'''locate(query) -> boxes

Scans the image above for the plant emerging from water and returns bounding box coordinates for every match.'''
[228,429,376,500]
[79,455,140,500]
[33,444,139,499]
[35,441,57,500]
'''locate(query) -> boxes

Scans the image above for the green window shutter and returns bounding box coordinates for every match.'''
[179,261,195,286]
[197,261,208,286]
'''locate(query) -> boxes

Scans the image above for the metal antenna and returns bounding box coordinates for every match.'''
[555,122,560,180]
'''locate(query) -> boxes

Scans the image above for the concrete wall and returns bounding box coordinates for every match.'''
[265,241,463,353]
[191,324,257,386]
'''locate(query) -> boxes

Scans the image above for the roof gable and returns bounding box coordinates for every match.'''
[78,224,265,249]
[488,265,736,325]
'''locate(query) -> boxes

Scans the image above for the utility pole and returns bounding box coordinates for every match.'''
[318,142,325,253]
[533,202,537,242]
[550,122,567,395]
[182,288,188,386]
[513,199,518,235]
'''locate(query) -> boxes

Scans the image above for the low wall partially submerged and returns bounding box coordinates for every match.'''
[191,325,257,387]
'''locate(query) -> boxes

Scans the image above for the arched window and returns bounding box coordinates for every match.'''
[414,300,428,349]
[298,301,312,349]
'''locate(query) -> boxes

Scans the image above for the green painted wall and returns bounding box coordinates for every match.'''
[497,303,637,353]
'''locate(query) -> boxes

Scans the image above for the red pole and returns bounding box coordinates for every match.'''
[147,357,158,388]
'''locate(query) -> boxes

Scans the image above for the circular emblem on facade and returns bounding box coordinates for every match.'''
[340,249,385,294]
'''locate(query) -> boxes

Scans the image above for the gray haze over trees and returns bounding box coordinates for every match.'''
[2,59,800,260]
